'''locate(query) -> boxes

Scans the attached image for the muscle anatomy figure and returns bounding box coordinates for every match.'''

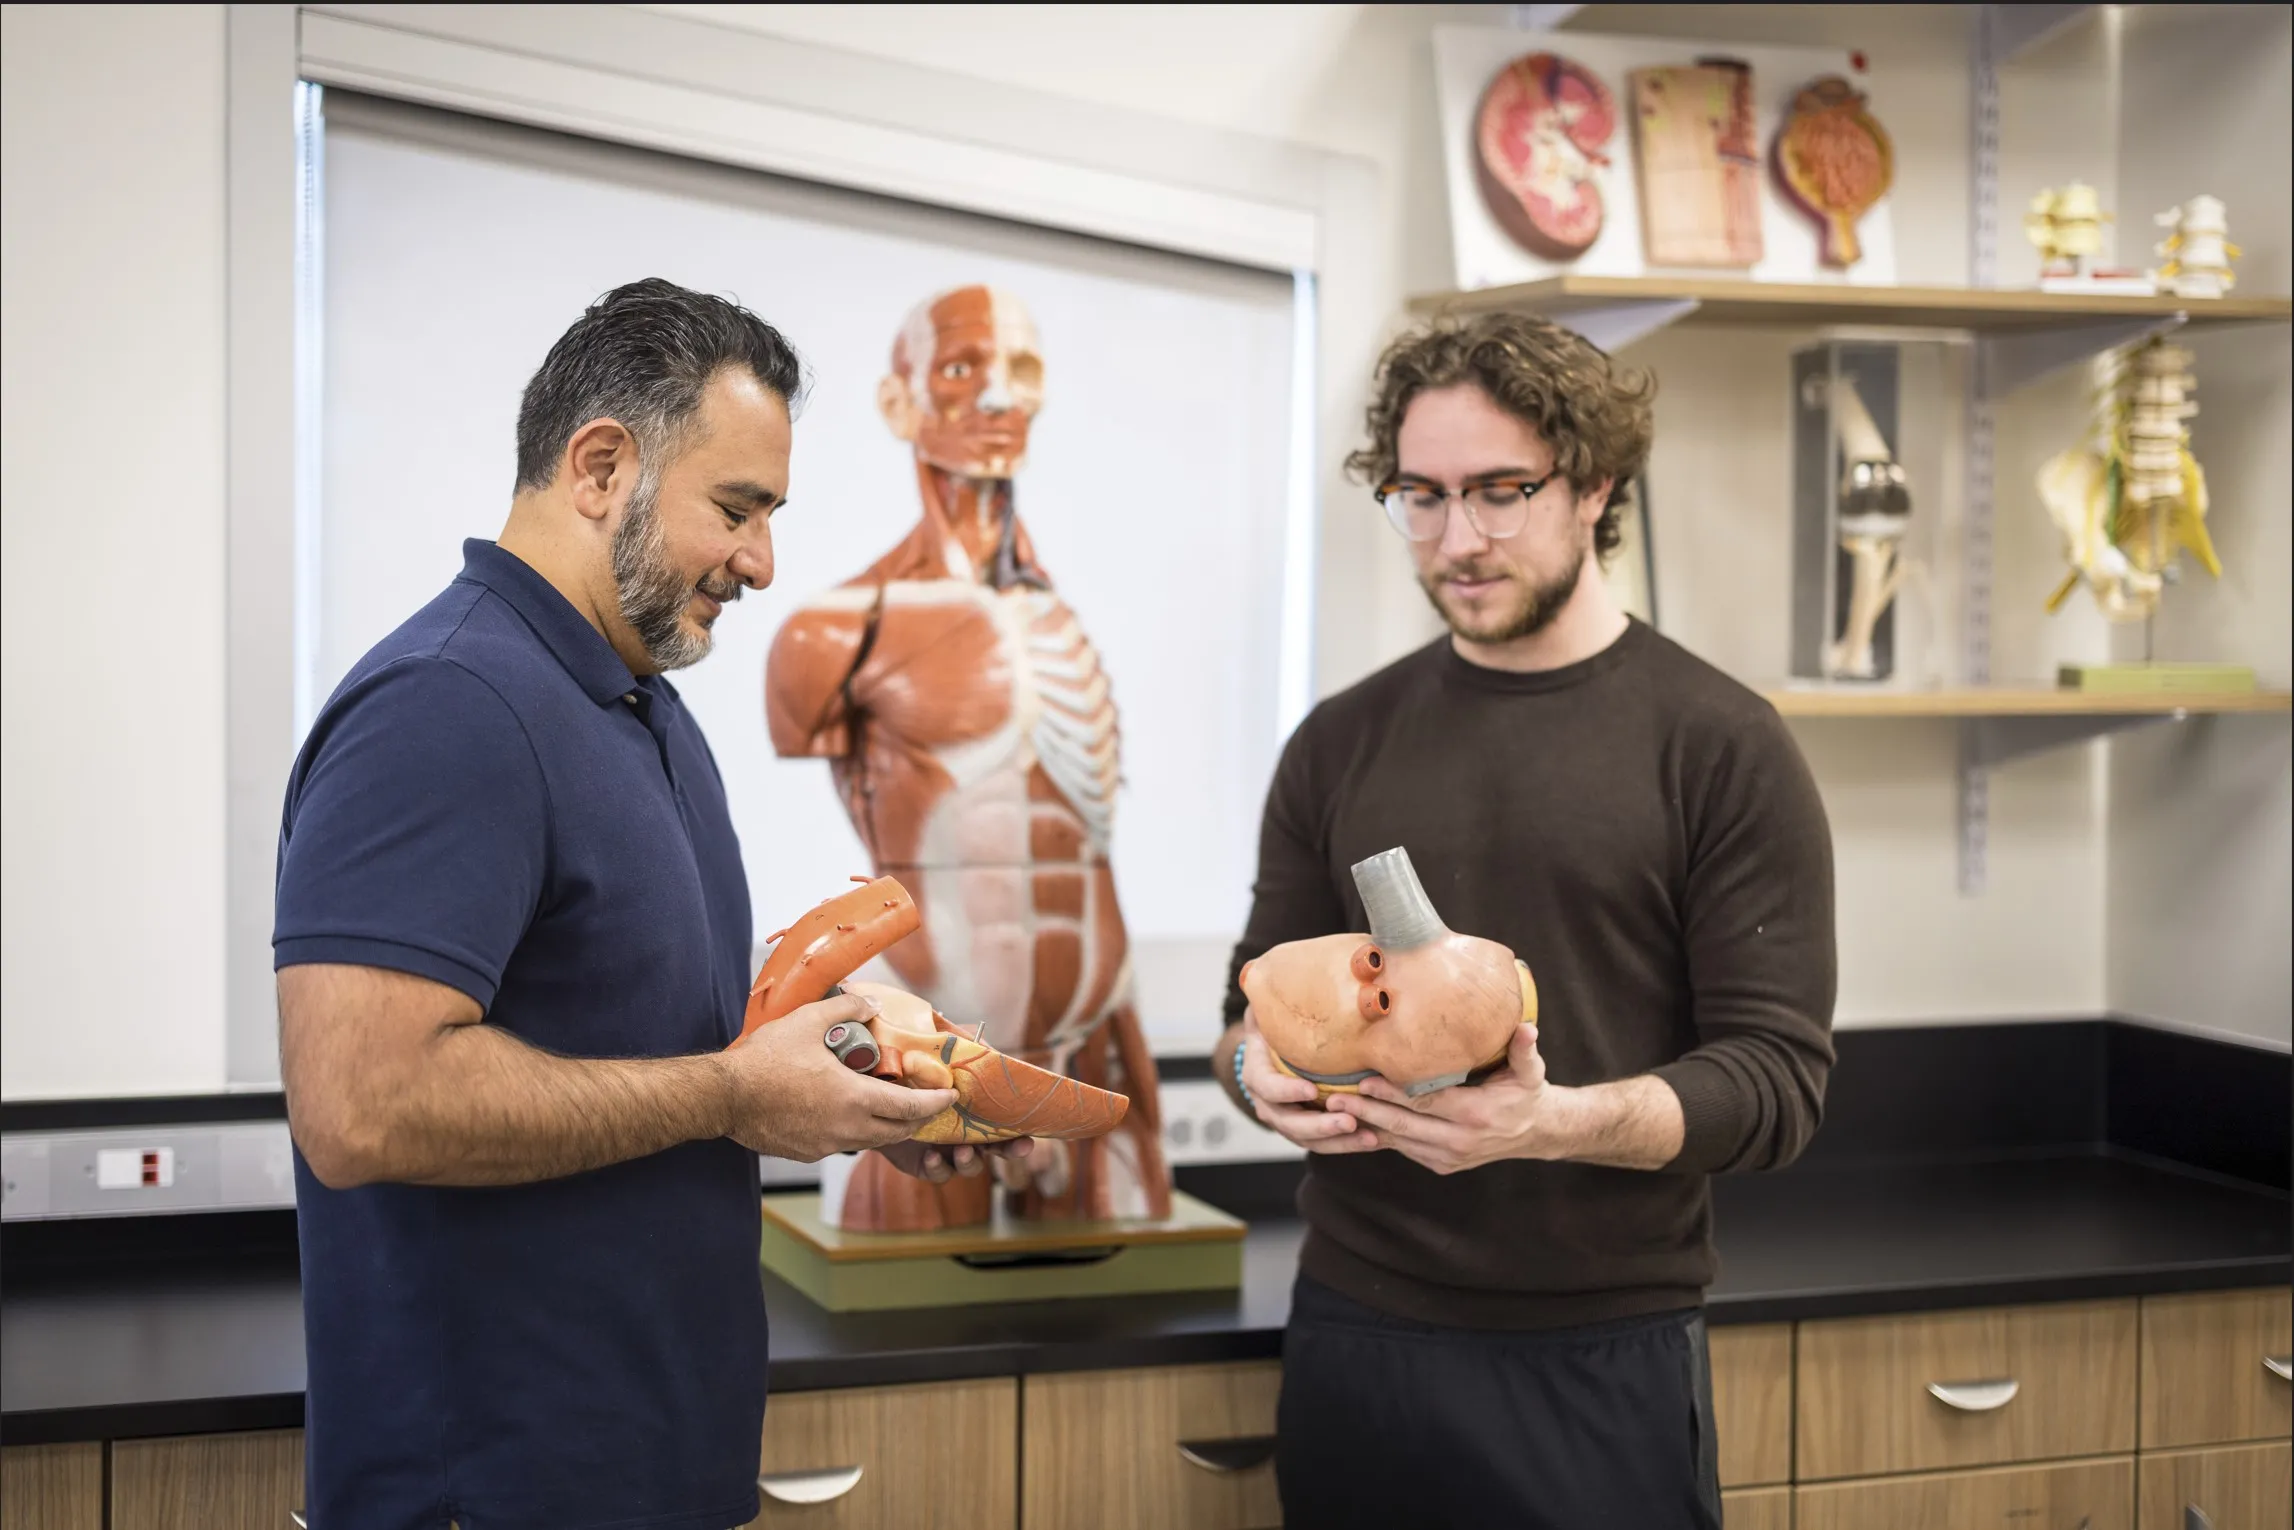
[765,285,1171,1231]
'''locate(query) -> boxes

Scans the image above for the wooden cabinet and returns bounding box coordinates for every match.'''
[1796,1299,2138,1479]
[2141,1288,2294,1450]
[110,1430,304,1530]
[1796,1455,2135,1530]
[1022,1361,1281,1530]
[1713,1323,1793,1488]
[1721,1485,1791,1530]
[747,1376,1016,1530]
[0,1444,104,1530]
[2137,1441,2292,1530]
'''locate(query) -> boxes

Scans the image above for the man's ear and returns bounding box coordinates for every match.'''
[877,374,920,443]
[563,418,636,524]
[1579,477,1615,526]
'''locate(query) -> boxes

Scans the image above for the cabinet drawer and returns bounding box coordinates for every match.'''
[111,1430,305,1530]
[1797,1299,2137,1479]
[1,1444,104,1530]
[748,1377,1015,1530]
[1713,1323,1793,1488]
[1023,1361,1281,1530]
[2141,1288,2294,1449]
[2138,1441,2292,1530]
[1797,1455,2134,1530]
[1721,1485,1791,1530]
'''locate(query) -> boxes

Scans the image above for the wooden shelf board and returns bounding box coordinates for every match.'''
[1409,275,2294,332]
[1763,686,2293,718]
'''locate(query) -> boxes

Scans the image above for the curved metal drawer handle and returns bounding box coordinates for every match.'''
[760,1466,865,1504]
[290,1516,308,1529]
[2184,1505,2215,1530]
[2265,1355,2292,1382]
[1927,1378,2019,1411]
[1177,1435,1278,1473]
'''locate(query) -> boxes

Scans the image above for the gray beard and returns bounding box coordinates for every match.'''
[611,473,713,672]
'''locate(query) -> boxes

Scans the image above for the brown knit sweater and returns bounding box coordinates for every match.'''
[1222,620,1837,1330]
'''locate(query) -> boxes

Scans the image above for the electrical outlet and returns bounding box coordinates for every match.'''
[2,1122,301,1220]
[1156,1078,1303,1167]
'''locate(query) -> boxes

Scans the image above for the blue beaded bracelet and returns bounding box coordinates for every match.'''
[1232,1036,1253,1109]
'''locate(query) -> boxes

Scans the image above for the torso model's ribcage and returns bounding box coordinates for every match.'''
[861,583,1128,1060]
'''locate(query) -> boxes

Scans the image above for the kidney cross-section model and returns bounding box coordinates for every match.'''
[738,875,1130,1146]
[1240,848,1538,1099]
[1475,51,1619,260]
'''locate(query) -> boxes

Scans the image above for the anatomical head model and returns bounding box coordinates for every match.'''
[764,285,1171,1233]
[1241,848,1538,1098]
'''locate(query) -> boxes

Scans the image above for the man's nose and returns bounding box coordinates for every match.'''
[730,525,774,590]
[1435,498,1492,562]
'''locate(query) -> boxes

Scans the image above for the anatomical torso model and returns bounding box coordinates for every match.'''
[766,285,1171,1232]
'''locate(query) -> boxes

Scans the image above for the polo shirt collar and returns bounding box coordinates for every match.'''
[456,538,638,707]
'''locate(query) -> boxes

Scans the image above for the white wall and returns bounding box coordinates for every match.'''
[2106,2,2293,1048]
[1,3,2283,1097]
[1,4,232,1099]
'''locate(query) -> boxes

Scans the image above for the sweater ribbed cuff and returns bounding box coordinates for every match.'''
[1650,1054,1749,1175]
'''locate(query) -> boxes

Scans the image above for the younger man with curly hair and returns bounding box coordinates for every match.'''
[1213,313,1838,1529]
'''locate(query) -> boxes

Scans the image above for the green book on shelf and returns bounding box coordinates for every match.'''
[2057,662,2257,695]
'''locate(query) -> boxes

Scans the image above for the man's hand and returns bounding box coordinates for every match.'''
[1343,1024,1686,1175]
[715,994,958,1162]
[1235,1012,1381,1156]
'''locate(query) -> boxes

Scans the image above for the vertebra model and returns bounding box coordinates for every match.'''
[2152,195,2242,299]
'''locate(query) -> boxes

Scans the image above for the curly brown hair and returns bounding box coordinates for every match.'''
[1344,312,1657,560]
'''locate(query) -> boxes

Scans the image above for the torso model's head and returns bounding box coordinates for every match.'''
[877,286,1045,480]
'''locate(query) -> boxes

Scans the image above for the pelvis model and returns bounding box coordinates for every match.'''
[764,284,1170,1233]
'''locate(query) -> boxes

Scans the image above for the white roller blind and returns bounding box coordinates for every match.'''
[309,95,1301,1052]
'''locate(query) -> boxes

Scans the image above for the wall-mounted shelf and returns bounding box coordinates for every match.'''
[1766,686,2290,791]
[1408,274,2294,330]
[1405,275,2294,362]
[1764,686,2293,719]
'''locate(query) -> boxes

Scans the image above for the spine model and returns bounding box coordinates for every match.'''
[2039,338,2222,623]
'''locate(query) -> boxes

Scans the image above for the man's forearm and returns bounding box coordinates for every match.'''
[312,1023,730,1188]
[1534,1075,1685,1170]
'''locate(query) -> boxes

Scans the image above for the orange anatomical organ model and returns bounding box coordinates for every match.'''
[1241,848,1538,1098]
[765,284,1171,1232]
[738,875,1131,1146]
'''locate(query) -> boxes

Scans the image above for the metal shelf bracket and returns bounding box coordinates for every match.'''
[1510,4,1584,30]
[1975,315,2188,401]
[1550,298,1701,353]
[1986,4,2099,68]
[1957,710,2202,895]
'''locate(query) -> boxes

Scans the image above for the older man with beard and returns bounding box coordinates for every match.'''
[1210,313,1838,1530]
[273,279,1023,1530]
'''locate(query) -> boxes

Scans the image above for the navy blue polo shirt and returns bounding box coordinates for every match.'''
[275,540,762,1530]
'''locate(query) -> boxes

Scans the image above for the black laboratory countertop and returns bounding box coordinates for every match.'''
[3,1148,2286,1447]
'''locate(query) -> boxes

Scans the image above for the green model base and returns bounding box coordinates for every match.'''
[759,1190,1246,1312]
[2057,662,2257,694]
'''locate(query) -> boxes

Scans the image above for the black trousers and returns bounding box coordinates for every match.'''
[1275,1275,1724,1530]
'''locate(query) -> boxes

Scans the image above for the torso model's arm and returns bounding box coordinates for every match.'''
[767,600,874,758]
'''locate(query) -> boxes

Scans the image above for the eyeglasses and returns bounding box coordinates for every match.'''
[1374,474,1560,542]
